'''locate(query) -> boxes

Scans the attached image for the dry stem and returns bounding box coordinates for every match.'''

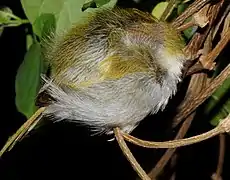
[172,0,212,28]
[173,49,230,128]
[121,113,230,148]
[113,128,151,180]
[211,134,225,180]
[148,113,196,179]
[0,107,46,157]
[201,29,230,68]
[172,0,226,128]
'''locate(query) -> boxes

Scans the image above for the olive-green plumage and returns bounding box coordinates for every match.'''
[44,7,185,88]
[40,7,187,134]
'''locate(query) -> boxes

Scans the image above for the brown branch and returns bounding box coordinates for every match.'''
[173,62,230,127]
[148,113,196,179]
[157,18,216,172]
[169,154,178,180]
[149,8,225,174]
[0,107,46,157]
[211,134,226,180]
[113,128,151,180]
[172,0,225,127]
[213,4,230,39]
[176,20,196,32]
[172,0,212,28]
[151,26,229,175]
[200,29,230,70]
[122,113,229,148]
[221,10,230,38]
[177,3,211,32]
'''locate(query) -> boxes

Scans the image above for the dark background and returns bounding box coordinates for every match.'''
[0,0,230,180]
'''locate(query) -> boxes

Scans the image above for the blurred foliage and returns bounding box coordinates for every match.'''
[15,43,42,118]
[203,53,230,126]
[151,2,168,19]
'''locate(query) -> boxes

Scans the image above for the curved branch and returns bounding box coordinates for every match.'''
[121,114,230,149]
[113,128,151,180]
[148,113,195,178]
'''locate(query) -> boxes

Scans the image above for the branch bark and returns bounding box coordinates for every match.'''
[172,0,212,28]
[114,128,151,180]
[0,107,46,157]
[211,134,225,180]
[148,113,196,179]
[121,113,230,148]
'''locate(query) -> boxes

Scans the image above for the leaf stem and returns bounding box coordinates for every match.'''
[1,19,30,27]
[0,11,22,21]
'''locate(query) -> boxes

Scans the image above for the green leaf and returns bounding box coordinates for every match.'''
[0,7,13,23]
[204,77,230,126]
[55,0,117,34]
[15,43,42,118]
[82,1,97,11]
[20,0,88,35]
[0,7,11,36]
[21,0,117,35]
[32,13,56,37]
[177,3,197,40]
[210,99,230,126]
[177,4,188,15]
[82,0,112,11]
[55,0,88,34]
[82,0,115,10]
[181,17,197,40]
[152,2,169,20]
[0,7,13,34]
[94,0,111,7]
[183,25,197,40]
[26,34,34,50]
[21,0,58,24]
[205,78,230,114]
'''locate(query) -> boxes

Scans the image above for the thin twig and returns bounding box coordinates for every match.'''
[169,154,178,180]
[113,128,151,180]
[172,0,212,28]
[0,107,46,157]
[122,113,229,148]
[213,4,230,39]
[148,113,196,179]
[211,134,225,180]
[176,20,196,32]
[201,29,230,68]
